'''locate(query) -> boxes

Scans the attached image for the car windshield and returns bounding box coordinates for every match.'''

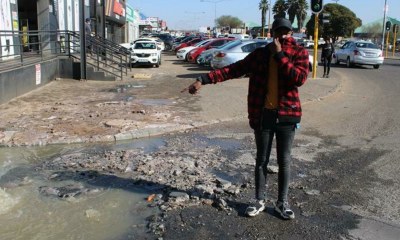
[134,42,156,49]
[195,40,211,47]
[356,42,379,49]
[220,40,242,50]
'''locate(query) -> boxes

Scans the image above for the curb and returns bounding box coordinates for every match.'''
[0,74,343,147]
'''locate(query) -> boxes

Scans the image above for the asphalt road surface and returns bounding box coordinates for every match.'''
[160,57,400,240]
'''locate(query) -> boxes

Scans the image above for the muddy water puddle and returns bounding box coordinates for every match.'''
[0,139,165,240]
[0,134,244,240]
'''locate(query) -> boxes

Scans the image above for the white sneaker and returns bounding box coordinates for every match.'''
[245,200,265,217]
[275,201,295,220]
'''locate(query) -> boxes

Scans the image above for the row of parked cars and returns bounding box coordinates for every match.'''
[172,35,317,72]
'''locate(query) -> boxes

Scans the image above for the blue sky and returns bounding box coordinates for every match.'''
[127,0,400,30]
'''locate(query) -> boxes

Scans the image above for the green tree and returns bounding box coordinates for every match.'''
[272,0,288,19]
[306,3,362,42]
[296,0,308,32]
[259,0,269,37]
[287,0,298,24]
[215,15,243,29]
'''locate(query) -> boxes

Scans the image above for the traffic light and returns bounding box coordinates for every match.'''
[385,21,391,31]
[207,26,210,31]
[319,13,330,25]
[310,0,324,14]
[393,24,398,33]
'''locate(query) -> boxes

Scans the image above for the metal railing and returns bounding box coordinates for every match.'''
[0,30,131,80]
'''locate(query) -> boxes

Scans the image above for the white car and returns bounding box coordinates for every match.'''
[121,38,165,51]
[130,40,162,68]
[176,39,213,61]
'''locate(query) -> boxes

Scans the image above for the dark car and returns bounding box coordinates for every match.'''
[150,34,174,51]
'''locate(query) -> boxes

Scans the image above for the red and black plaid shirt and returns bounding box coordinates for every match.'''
[201,37,309,130]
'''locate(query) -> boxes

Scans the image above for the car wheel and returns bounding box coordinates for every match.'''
[196,56,201,64]
[373,64,380,69]
[159,57,162,65]
[155,61,160,68]
[346,57,352,68]
[185,53,189,62]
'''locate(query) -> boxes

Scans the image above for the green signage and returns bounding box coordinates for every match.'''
[126,4,134,23]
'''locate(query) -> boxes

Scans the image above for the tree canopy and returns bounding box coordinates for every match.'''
[215,15,243,29]
[306,3,362,41]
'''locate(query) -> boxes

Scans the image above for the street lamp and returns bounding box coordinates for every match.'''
[185,11,205,31]
[200,0,230,28]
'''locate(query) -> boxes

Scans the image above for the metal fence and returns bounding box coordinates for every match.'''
[0,30,131,80]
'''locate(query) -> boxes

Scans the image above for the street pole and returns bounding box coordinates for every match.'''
[312,13,319,79]
[381,0,388,51]
[385,30,389,57]
[79,0,86,80]
[393,27,397,58]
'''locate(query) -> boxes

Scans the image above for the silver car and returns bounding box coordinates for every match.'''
[211,40,270,69]
[335,41,384,69]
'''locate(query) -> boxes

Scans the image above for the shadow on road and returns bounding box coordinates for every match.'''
[176,73,202,79]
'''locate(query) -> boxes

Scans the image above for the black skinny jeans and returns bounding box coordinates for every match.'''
[254,109,295,202]
[323,56,332,75]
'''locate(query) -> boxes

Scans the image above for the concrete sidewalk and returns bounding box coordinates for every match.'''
[0,53,342,147]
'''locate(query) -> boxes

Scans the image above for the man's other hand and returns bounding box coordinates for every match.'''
[181,81,202,95]
[269,38,282,55]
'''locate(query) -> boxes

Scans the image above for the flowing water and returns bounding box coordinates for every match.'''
[0,138,165,240]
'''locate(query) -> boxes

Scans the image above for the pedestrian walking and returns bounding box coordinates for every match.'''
[182,18,309,220]
[322,37,334,78]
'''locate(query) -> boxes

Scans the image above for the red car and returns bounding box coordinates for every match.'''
[187,38,234,63]
[175,38,209,53]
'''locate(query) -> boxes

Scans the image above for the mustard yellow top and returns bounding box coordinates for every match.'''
[264,55,279,109]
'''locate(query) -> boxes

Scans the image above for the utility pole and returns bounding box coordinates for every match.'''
[200,0,230,34]
[381,0,388,51]
[268,0,272,38]
[79,0,86,80]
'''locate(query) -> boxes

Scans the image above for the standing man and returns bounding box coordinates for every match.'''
[182,18,309,220]
[321,37,334,78]
[85,18,92,55]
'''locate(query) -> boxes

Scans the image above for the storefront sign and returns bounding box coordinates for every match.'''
[126,4,134,23]
[35,64,41,85]
[0,0,15,58]
[113,1,123,16]
[105,0,126,25]
[49,5,53,13]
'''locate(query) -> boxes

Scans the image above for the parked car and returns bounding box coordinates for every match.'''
[175,38,207,53]
[131,38,165,51]
[211,40,270,69]
[228,34,250,40]
[197,40,241,65]
[130,40,162,68]
[335,41,383,69]
[172,36,197,51]
[299,39,314,48]
[187,38,234,63]
[151,34,174,51]
[176,39,213,61]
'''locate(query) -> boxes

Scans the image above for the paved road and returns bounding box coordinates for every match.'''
[160,54,400,239]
